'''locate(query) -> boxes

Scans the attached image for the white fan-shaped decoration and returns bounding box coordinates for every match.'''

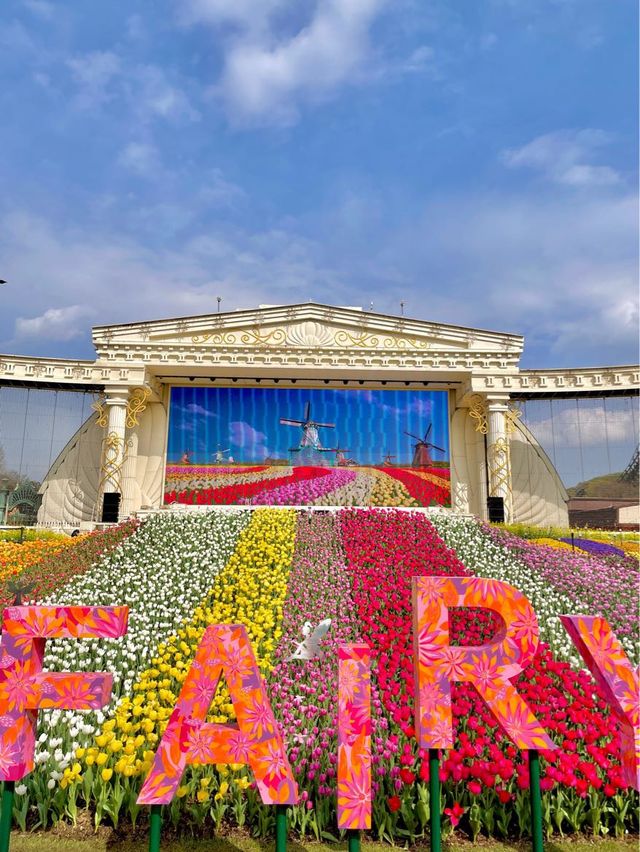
[286,322,334,348]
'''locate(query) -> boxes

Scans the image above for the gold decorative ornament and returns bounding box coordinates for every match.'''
[334,329,430,350]
[98,431,131,493]
[488,436,512,521]
[240,327,287,346]
[468,395,488,434]
[91,396,108,428]
[126,387,152,428]
[506,404,522,435]
[190,324,430,350]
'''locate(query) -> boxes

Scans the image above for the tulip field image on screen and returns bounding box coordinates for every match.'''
[164,386,451,507]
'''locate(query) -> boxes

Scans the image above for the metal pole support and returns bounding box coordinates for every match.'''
[0,781,14,852]
[347,829,361,852]
[275,804,287,852]
[528,750,544,852]
[429,749,441,852]
[148,804,162,852]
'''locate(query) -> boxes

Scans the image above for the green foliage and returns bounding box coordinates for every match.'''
[0,529,71,542]
[499,522,639,543]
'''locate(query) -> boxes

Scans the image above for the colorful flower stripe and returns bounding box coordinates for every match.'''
[312,470,374,506]
[409,470,452,488]
[249,468,357,505]
[165,466,268,477]
[481,524,639,659]
[368,469,418,507]
[166,466,330,505]
[339,509,632,827]
[27,513,248,798]
[267,512,384,829]
[380,468,451,506]
[80,509,296,791]
[425,466,450,480]
[0,538,85,581]
[531,538,574,551]
[620,541,639,557]
[0,522,138,611]
[165,466,291,493]
[431,516,589,665]
[560,538,628,558]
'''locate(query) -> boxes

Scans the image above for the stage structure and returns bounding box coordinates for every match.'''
[0,302,637,526]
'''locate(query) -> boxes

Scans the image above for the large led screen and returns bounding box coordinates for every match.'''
[164,386,450,507]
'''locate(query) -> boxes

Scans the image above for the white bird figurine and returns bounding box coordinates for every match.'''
[289,618,332,660]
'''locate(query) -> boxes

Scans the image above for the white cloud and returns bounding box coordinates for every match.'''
[66,51,121,107]
[22,0,54,19]
[118,142,162,177]
[15,306,94,341]
[229,421,270,458]
[525,405,638,448]
[0,210,343,357]
[132,65,201,123]
[66,52,199,123]
[0,177,636,369]
[368,188,638,366]
[185,0,387,124]
[502,129,621,187]
[199,168,246,207]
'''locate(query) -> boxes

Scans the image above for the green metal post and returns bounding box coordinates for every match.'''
[0,781,14,852]
[148,804,162,852]
[528,750,544,852]
[275,804,287,852]
[347,829,361,852]
[429,749,441,852]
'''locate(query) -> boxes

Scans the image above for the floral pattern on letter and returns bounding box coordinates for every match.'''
[138,624,298,805]
[412,576,555,751]
[337,644,371,829]
[560,615,639,791]
[0,605,129,781]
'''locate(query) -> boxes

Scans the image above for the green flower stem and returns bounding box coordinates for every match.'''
[0,781,14,852]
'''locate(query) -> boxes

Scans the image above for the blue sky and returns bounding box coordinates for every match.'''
[167,386,450,465]
[0,0,637,368]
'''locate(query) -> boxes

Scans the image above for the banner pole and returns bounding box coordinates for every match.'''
[148,804,162,852]
[347,829,361,852]
[528,750,544,852]
[0,781,14,852]
[275,804,287,852]
[429,749,441,852]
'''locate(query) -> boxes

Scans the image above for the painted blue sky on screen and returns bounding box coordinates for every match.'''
[0,1,637,370]
[167,387,450,466]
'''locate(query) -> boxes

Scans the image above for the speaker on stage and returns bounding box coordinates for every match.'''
[487,496,505,523]
[101,492,121,523]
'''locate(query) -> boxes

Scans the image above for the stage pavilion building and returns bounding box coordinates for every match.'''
[0,302,637,528]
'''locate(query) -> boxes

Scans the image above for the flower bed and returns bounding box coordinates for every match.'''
[164,466,452,508]
[560,537,628,559]
[4,508,638,840]
[0,537,83,581]
[24,513,249,823]
[0,522,138,611]
[165,467,330,505]
[380,468,451,507]
[341,510,636,839]
[480,523,639,660]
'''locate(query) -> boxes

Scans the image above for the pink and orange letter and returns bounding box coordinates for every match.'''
[138,624,297,805]
[561,615,639,790]
[0,605,129,781]
[412,576,555,751]
[337,644,371,829]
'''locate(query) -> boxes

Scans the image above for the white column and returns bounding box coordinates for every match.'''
[486,397,511,519]
[98,388,129,521]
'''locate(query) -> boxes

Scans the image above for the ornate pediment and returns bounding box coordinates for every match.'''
[92,302,523,357]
